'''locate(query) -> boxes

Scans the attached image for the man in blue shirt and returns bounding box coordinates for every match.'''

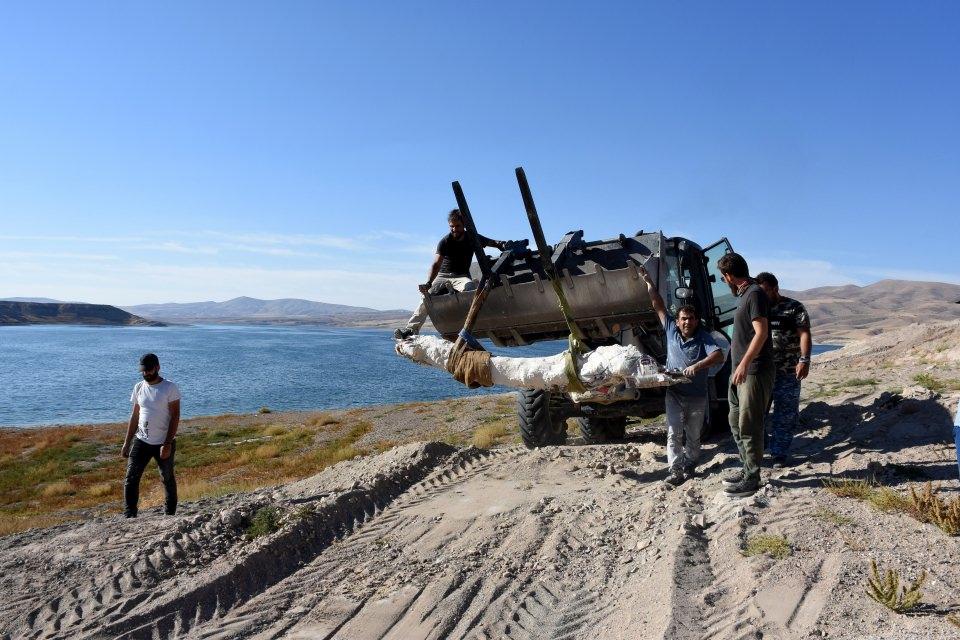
[641,267,725,486]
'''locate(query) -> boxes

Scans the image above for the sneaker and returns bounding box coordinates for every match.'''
[683,465,696,480]
[771,456,788,469]
[721,470,744,488]
[664,469,686,487]
[724,477,760,498]
[393,328,414,340]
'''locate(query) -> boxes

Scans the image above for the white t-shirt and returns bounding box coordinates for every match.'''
[130,379,182,445]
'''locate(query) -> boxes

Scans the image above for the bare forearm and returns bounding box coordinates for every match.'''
[165,416,179,444]
[799,329,812,358]
[124,416,137,444]
[696,350,724,372]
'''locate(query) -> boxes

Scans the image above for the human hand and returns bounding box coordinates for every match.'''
[160,443,172,460]
[418,283,431,295]
[682,365,698,378]
[796,361,810,381]
[732,363,748,385]
[638,266,654,286]
[121,443,130,458]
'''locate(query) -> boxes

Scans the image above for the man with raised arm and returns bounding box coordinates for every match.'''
[394,209,507,340]
[717,253,775,497]
[640,266,724,486]
[121,353,181,518]
[756,271,812,468]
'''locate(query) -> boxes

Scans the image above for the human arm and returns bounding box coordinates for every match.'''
[121,404,139,457]
[796,326,812,380]
[419,254,444,295]
[479,235,509,251]
[638,266,667,325]
[732,317,769,385]
[683,348,724,379]
[160,400,180,460]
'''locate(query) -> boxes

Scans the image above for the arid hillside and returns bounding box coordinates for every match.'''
[785,279,960,344]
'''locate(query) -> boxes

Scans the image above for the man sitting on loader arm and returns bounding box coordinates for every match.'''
[640,266,724,486]
[394,208,509,340]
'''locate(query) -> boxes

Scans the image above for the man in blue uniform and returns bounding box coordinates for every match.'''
[641,267,724,486]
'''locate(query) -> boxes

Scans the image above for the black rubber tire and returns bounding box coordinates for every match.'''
[517,389,567,449]
[604,416,627,440]
[577,417,610,444]
[705,401,730,441]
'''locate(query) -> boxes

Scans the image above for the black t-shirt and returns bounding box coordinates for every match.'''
[731,282,774,374]
[437,233,494,277]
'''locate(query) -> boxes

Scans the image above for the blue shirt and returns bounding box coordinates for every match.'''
[664,315,720,396]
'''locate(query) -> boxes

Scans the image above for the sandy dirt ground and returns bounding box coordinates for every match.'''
[1,320,959,639]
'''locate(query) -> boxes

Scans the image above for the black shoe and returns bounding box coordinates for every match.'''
[393,328,414,340]
[721,470,744,488]
[683,465,696,480]
[724,477,760,498]
[771,456,788,469]
[664,469,686,487]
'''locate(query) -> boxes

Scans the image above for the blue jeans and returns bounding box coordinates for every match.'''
[954,425,960,480]
[766,369,801,458]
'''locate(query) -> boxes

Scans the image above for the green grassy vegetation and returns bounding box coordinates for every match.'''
[742,534,791,559]
[866,560,925,614]
[913,373,960,393]
[822,477,874,499]
[812,507,853,526]
[246,505,282,539]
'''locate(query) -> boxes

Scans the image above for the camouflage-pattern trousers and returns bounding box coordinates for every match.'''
[766,369,801,458]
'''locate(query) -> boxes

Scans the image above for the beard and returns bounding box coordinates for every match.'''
[142,372,159,383]
[727,281,739,296]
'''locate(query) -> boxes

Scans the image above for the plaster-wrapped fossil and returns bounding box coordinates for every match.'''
[395,335,686,402]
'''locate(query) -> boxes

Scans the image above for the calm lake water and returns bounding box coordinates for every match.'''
[0,325,841,428]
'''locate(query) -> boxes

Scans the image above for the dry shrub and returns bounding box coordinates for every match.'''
[307,414,339,428]
[742,534,791,559]
[909,482,960,536]
[263,425,287,437]
[823,477,873,499]
[253,444,281,459]
[865,560,925,613]
[471,424,508,449]
[0,513,77,537]
[867,487,912,513]
[85,482,114,497]
[41,481,75,497]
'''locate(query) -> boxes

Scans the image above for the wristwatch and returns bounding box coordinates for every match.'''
[798,356,810,364]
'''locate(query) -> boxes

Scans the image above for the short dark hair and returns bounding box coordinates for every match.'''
[677,304,698,319]
[755,272,779,288]
[139,353,159,371]
[717,252,749,279]
[447,209,463,223]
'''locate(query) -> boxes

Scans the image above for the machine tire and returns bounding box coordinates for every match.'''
[575,416,625,444]
[705,401,730,441]
[605,416,627,440]
[517,389,567,449]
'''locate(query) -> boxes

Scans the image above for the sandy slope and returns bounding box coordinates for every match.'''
[1,321,959,639]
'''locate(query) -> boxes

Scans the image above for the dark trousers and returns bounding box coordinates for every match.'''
[766,369,802,457]
[124,437,177,517]
[728,363,775,481]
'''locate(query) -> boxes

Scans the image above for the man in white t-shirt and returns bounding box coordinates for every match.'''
[121,353,182,518]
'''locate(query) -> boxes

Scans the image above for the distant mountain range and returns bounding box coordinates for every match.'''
[121,297,410,327]
[783,279,960,343]
[5,279,958,337]
[0,301,163,327]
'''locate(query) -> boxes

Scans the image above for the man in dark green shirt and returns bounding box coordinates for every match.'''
[717,253,775,497]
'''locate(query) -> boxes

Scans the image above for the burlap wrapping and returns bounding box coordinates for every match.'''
[446,348,494,389]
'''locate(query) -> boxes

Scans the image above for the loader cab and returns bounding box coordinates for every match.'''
[662,237,733,336]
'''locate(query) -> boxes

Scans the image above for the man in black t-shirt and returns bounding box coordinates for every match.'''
[717,252,776,497]
[394,209,507,339]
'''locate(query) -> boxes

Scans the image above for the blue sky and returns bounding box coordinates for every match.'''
[1,2,957,310]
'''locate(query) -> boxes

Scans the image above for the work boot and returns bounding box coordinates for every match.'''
[664,469,686,487]
[393,328,414,340]
[724,476,760,498]
[683,464,697,480]
[721,470,745,489]
[771,455,788,469]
